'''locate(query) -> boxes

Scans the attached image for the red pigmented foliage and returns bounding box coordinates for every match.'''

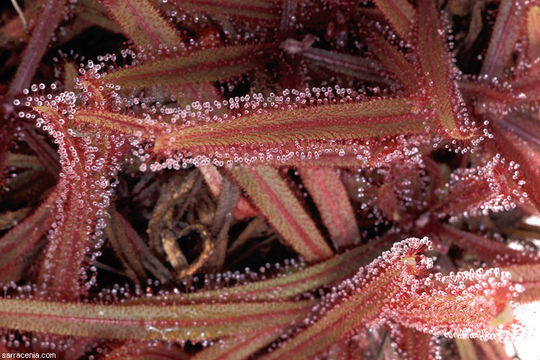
[0,0,539,359]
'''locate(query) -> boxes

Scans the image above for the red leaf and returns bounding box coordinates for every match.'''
[99,0,184,52]
[199,164,258,220]
[0,187,57,282]
[416,0,472,139]
[299,167,360,249]
[0,298,315,341]
[154,95,427,165]
[8,0,68,95]
[372,0,415,40]
[227,165,333,261]
[481,0,527,78]
[171,0,280,23]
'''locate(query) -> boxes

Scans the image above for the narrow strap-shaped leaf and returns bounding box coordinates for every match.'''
[105,206,147,283]
[417,0,472,140]
[501,262,540,303]
[261,238,430,360]
[127,236,396,304]
[0,187,57,282]
[480,0,526,78]
[394,326,437,360]
[261,266,405,359]
[100,44,265,91]
[0,1,42,46]
[298,167,360,249]
[8,0,68,95]
[31,113,126,300]
[154,96,427,154]
[37,167,102,299]
[109,206,172,283]
[191,326,284,360]
[103,342,189,360]
[75,0,122,35]
[372,0,415,40]
[199,165,258,220]
[302,47,393,87]
[0,298,315,341]
[490,122,540,211]
[99,0,184,51]
[473,340,513,360]
[455,339,479,360]
[458,79,519,107]
[439,224,537,266]
[227,166,333,261]
[527,6,540,67]
[6,153,45,171]
[20,124,61,175]
[264,238,517,359]
[364,31,420,93]
[171,0,280,22]
[509,73,540,104]
[74,109,162,138]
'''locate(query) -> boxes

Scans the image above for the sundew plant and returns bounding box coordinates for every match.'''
[0,0,540,359]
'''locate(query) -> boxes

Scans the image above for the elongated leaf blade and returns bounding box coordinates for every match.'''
[191,326,284,360]
[227,166,333,261]
[199,164,258,220]
[490,122,540,211]
[372,0,415,40]
[481,0,526,77]
[501,262,540,304]
[264,238,518,359]
[126,235,396,304]
[364,31,420,93]
[456,339,479,360]
[527,6,540,67]
[74,109,162,138]
[105,206,147,283]
[393,326,437,360]
[99,0,184,51]
[439,224,536,266]
[302,47,394,87]
[171,0,280,22]
[8,0,68,95]
[0,298,315,341]
[299,167,359,249]
[37,134,121,300]
[154,96,427,155]
[103,342,189,360]
[0,187,57,281]
[261,238,431,360]
[33,102,127,300]
[417,0,472,139]
[100,44,265,91]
